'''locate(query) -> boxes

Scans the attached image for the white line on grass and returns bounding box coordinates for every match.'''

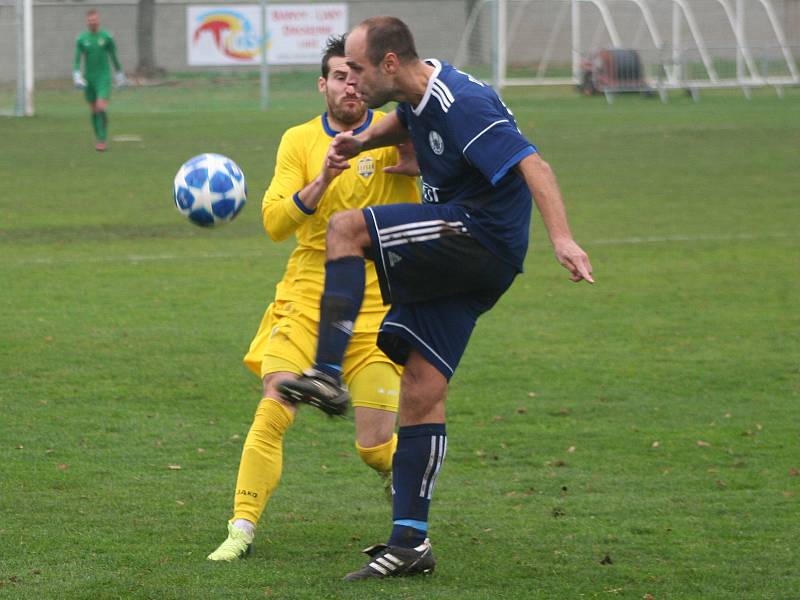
[9,251,247,266]
[589,232,791,246]
[5,232,793,267]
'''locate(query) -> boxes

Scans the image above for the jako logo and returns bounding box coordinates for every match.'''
[193,10,264,60]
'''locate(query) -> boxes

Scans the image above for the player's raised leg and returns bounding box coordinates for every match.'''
[278,209,372,415]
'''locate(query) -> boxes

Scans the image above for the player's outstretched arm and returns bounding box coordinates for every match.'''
[383,142,420,177]
[516,153,594,284]
[358,110,409,150]
[328,111,410,170]
[294,146,347,213]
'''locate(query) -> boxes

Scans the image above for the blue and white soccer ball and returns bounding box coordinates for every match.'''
[173,153,247,227]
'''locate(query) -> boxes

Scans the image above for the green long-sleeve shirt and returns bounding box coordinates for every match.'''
[74,30,121,81]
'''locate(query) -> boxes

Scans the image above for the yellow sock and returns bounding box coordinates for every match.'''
[232,397,294,524]
[356,433,397,474]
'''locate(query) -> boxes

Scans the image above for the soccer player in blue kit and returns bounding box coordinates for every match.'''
[279,16,594,580]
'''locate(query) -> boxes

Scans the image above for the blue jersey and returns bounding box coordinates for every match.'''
[395,60,537,271]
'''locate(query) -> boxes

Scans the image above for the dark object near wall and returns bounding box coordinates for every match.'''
[579,48,652,95]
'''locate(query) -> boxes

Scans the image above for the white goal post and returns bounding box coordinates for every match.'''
[1,0,34,116]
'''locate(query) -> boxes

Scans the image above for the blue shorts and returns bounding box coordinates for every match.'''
[363,203,518,379]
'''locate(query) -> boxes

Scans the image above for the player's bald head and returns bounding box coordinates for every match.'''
[355,16,418,67]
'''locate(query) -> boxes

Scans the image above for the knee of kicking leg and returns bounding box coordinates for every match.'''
[328,210,361,237]
[327,210,370,256]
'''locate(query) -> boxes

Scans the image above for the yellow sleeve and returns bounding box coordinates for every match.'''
[261,128,314,242]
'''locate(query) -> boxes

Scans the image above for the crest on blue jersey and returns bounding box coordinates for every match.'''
[428,130,444,155]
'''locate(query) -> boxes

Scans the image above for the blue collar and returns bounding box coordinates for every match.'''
[322,109,373,138]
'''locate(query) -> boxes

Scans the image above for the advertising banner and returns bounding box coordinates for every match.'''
[187,4,348,66]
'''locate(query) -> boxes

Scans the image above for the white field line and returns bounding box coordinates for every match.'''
[7,251,247,266]
[588,232,792,246]
[4,232,794,267]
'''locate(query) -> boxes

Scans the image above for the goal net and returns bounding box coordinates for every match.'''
[454,0,800,94]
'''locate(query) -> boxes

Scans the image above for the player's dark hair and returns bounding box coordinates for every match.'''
[321,34,347,78]
[360,16,418,66]
[86,9,98,16]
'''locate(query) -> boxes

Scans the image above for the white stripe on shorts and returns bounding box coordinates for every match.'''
[379,223,466,242]
[379,220,467,248]
[382,232,453,248]
[377,219,465,236]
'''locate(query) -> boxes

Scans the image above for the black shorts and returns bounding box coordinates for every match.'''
[363,203,518,379]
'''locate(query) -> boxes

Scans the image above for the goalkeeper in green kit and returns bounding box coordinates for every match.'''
[73,9,127,151]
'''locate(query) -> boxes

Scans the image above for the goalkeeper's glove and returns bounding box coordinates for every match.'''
[115,71,128,89]
[73,70,86,90]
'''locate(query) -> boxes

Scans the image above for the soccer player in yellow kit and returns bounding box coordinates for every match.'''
[207,35,420,561]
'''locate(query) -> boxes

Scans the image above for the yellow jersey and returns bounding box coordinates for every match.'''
[262,109,420,329]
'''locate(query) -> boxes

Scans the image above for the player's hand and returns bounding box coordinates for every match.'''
[328,131,363,169]
[553,238,594,283]
[115,72,128,89]
[320,143,347,184]
[383,142,420,177]
[73,71,86,90]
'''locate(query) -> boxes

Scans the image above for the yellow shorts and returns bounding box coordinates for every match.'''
[243,300,400,412]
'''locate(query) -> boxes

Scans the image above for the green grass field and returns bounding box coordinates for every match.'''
[1,73,799,599]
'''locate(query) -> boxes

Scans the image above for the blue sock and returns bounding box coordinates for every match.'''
[314,256,365,380]
[389,423,447,548]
